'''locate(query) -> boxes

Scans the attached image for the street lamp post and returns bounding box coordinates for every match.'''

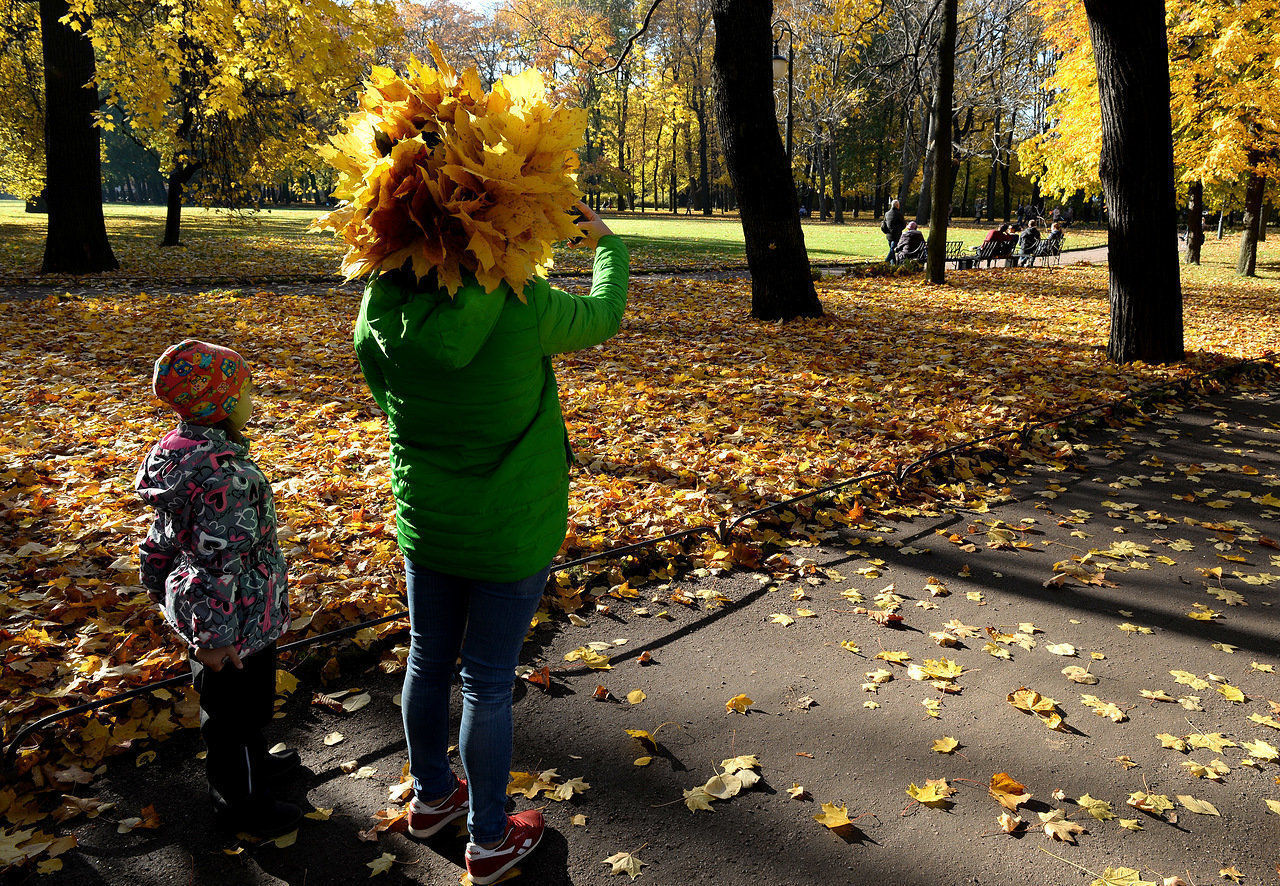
[771,18,794,165]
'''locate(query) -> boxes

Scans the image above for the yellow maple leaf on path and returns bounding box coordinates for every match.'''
[602,851,646,880]
[813,802,853,829]
[907,778,955,807]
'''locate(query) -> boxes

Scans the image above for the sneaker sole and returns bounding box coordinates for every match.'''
[406,806,468,839]
[467,828,543,885]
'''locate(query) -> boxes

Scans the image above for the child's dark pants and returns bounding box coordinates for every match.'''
[189,642,276,810]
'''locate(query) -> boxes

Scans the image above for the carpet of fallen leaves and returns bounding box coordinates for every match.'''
[1,254,1278,860]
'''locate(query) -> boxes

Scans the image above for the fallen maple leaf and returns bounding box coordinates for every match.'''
[1126,791,1174,816]
[602,851,647,880]
[725,694,752,714]
[997,812,1023,833]
[988,773,1031,810]
[1176,794,1220,816]
[907,778,955,808]
[1062,665,1098,684]
[1039,809,1085,843]
[368,852,396,877]
[1089,867,1155,886]
[683,787,715,812]
[565,647,612,669]
[1077,793,1116,821]
[813,802,853,829]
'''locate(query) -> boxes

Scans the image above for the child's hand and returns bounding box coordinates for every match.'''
[573,201,614,245]
[194,644,244,671]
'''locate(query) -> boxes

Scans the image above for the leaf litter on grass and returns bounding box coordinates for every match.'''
[4,259,1280,874]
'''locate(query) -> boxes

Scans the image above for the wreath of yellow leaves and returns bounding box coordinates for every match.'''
[313,42,586,297]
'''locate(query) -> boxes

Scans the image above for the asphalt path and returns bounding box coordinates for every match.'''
[18,373,1280,886]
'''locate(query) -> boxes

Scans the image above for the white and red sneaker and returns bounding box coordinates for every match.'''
[464,810,545,885]
[406,778,469,838]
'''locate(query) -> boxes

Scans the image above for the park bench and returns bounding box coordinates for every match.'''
[956,237,1015,269]
[1033,237,1064,267]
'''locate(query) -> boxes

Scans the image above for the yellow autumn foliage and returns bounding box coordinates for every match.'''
[314,42,587,296]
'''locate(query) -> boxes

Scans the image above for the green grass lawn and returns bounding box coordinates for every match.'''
[0,200,1108,281]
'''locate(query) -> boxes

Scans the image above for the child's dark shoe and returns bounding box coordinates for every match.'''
[265,747,302,780]
[216,799,303,839]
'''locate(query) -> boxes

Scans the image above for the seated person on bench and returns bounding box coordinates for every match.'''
[895,221,927,263]
[1017,220,1041,267]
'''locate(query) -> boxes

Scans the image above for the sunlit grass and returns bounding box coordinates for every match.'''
[0,200,1111,281]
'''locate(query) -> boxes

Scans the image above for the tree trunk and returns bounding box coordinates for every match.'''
[1237,171,1265,276]
[1001,109,1017,221]
[818,141,828,220]
[1260,201,1270,242]
[617,73,629,210]
[925,0,957,284]
[38,0,118,273]
[162,163,199,247]
[697,99,712,216]
[669,126,677,213]
[1184,179,1204,265]
[915,105,936,225]
[896,96,916,205]
[831,136,843,224]
[985,108,1000,220]
[1083,0,1183,363]
[710,0,820,320]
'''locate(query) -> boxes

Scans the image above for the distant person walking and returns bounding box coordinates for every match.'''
[881,200,906,262]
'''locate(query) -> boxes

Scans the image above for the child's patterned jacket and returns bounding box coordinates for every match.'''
[135,423,289,655]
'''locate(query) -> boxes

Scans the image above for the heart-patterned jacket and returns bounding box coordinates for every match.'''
[135,423,289,655]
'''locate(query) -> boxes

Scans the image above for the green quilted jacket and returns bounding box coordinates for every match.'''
[354,236,629,581]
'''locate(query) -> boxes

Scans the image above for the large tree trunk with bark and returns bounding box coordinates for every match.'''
[1184,179,1204,265]
[1084,0,1183,364]
[1237,171,1265,276]
[710,0,820,320]
[38,0,117,273]
[925,0,957,284]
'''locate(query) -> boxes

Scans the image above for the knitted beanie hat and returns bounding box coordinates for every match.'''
[152,340,251,425]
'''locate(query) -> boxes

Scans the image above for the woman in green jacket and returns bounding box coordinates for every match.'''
[354,203,627,884]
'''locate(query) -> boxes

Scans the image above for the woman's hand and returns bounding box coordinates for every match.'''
[194,644,244,672]
[574,201,614,244]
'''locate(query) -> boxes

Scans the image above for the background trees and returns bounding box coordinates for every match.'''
[1021,0,1280,278]
[1,0,1272,358]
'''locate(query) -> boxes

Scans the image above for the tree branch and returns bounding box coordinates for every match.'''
[600,0,665,74]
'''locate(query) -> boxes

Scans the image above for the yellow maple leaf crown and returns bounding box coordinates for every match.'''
[314,43,587,298]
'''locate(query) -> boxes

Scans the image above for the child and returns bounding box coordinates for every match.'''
[135,339,300,838]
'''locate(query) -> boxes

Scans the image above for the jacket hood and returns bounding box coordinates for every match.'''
[361,274,507,372]
[136,425,246,510]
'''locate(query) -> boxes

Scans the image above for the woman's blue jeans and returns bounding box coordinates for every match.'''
[401,557,550,845]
